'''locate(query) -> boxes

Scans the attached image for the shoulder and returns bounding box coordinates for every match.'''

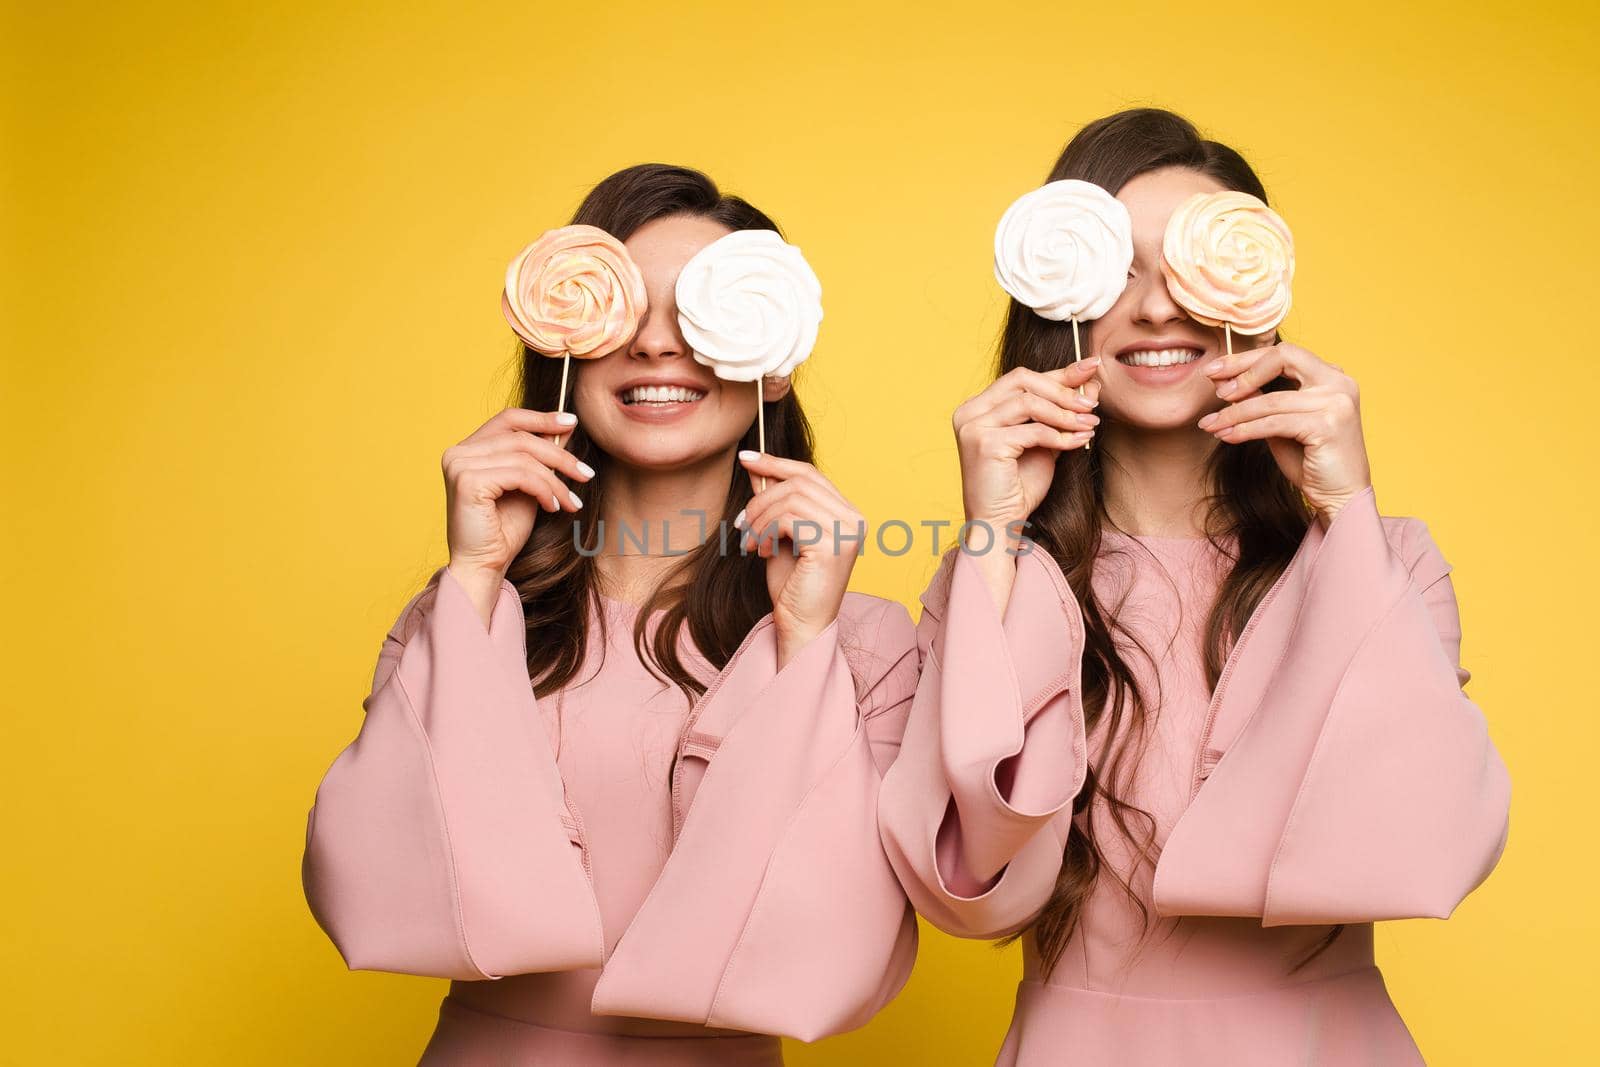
[836,591,916,652]
[834,591,920,708]
[384,567,449,646]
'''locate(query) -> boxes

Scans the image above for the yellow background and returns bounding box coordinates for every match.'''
[4,1,1593,1062]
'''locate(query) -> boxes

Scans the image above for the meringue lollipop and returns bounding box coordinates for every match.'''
[995,179,1133,451]
[1159,190,1295,358]
[502,224,648,420]
[676,229,823,489]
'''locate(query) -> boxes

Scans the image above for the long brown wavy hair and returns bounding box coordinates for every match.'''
[990,109,1332,974]
[504,163,815,703]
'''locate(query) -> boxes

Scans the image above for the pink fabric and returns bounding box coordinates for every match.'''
[878,484,1510,1065]
[302,570,920,1060]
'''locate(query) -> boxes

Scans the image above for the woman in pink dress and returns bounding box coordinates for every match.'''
[878,108,1511,1065]
[301,164,919,1065]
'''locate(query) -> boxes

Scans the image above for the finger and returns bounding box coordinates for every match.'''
[736,452,838,499]
[743,491,856,557]
[1054,354,1104,389]
[745,507,857,558]
[464,407,580,445]
[1212,411,1319,444]
[1199,391,1321,433]
[742,486,851,552]
[1023,366,1101,411]
[967,362,1102,420]
[455,459,581,513]
[452,433,596,482]
[982,393,1101,434]
[997,423,1095,455]
[1221,343,1339,401]
[739,477,808,532]
[1199,345,1269,380]
[1205,344,1280,398]
[742,476,840,526]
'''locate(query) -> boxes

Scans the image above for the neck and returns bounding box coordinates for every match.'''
[1096,421,1218,538]
[594,449,739,602]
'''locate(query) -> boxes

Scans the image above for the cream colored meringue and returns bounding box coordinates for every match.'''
[675,229,823,383]
[501,224,647,357]
[1160,190,1295,336]
[994,178,1133,321]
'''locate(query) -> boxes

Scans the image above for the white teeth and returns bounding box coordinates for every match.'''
[622,385,706,404]
[1119,348,1202,367]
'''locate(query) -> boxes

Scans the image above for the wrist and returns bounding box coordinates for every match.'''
[1313,485,1369,531]
[961,512,1029,553]
[446,560,507,629]
[774,613,835,670]
[448,558,505,586]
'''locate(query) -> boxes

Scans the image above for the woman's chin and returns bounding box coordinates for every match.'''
[604,439,734,474]
[1107,412,1220,437]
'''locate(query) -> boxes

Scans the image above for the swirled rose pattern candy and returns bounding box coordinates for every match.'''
[1159,190,1295,336]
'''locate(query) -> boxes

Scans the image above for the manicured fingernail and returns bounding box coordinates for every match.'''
[575,460,595,479]
[1203,359,1223,374]
[568,491,583,509]
[555,412,577,425]
[1082,413,1101,425]
[733,508,746,529]
[1198,412,1218,428]
[738,449,760,462]
[1217,381,1235,395]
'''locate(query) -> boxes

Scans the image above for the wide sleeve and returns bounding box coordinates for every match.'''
[877,545,1089,940]
[591,598,921,1042]
[1152,485,1512,926]
[300,565,605,980]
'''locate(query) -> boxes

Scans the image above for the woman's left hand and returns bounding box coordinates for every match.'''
[1197,342,1373,525]
[735,451,864,668]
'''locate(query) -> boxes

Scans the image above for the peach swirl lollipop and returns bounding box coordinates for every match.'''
[1159,190,1295,356]
[501,224,647,417]
[676,229,823,489]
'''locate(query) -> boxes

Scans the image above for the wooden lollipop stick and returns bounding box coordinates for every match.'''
[755,379,768,492]
[1225,323,1234,359]
[550,352,573,447]
[1072,316,1093,453]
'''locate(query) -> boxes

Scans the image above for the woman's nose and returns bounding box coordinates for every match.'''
[630,301,687,360]
[1130,272,1186,327]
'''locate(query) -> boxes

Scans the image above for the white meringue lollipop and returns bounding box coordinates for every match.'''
[994,178,1133,322]
[676,229,823,382]
[994,178,1130,451]
[676,229,823,488]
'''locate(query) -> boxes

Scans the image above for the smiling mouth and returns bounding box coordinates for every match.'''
[1117,347,1204,367]
[619,385,707,406]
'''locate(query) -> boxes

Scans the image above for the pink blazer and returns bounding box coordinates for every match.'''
[301,566,920,1042]
[878,483,1511,937]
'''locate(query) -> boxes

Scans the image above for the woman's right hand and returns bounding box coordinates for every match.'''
[443,408,594,588]
[953,357,1102,544]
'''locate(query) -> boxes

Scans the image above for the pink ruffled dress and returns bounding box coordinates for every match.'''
[303,569,921,1065]
[878,486,1510,1065]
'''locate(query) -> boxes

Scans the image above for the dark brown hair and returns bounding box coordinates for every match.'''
[990,109,1331,973]
[506,163,815,703]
